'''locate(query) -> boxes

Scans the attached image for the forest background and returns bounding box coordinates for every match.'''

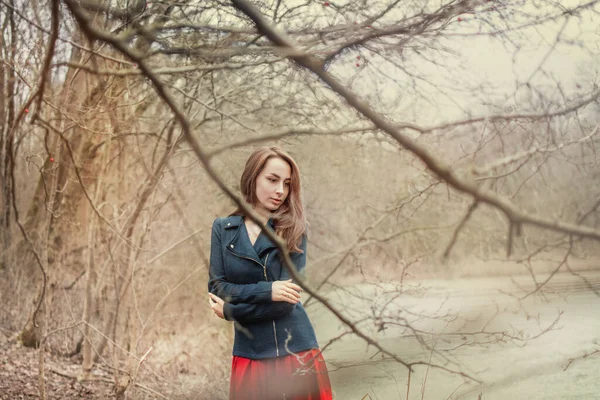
[0,0,599,398]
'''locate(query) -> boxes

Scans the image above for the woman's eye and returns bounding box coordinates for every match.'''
[268,178,276,183]
[284,182,290,187]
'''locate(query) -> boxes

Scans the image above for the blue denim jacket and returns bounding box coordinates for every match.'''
[208,215,319,359]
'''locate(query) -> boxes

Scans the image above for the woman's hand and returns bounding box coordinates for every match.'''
[209,293,225,319]
[271,279,302,304]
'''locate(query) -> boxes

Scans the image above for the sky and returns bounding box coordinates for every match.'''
[330,0,600,126]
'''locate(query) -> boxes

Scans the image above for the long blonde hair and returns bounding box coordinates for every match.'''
[232,146,307,253]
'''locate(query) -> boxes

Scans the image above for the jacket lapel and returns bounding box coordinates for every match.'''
[224,215,261,264]
[253,218,277,257]
[224,215,277,262]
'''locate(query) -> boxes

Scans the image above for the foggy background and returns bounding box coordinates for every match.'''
[0,0,599,398]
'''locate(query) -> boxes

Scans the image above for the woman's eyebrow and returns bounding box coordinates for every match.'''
[269,173,291,181]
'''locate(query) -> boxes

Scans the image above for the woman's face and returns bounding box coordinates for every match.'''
[254,156,291,216]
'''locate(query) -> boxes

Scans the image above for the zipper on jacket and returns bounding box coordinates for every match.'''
[228,249,279,356]
[264,254,279,357]
[272,320,279,357]
[227,249,262,269]
[262,254,269,280]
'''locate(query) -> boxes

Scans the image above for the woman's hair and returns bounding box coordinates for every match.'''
[232,146,307,253]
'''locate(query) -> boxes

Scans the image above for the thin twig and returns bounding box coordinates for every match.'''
[406,367,411,400]
[32,0,60,122]
[53,60,279,75]
[443,200,478,259]
[506,221,514,258]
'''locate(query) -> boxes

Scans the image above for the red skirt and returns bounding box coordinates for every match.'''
[229,349,333,400]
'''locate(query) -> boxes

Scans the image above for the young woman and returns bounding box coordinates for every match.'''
[208,146,333,400]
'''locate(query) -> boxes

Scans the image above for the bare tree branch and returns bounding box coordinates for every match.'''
[31,0,59,122]
[53,59,280,76]
[61,0,488,379]
[230,0,600,244]
[443,200,478,259]
[474,125,600,176]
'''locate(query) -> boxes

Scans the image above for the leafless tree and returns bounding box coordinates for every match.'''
[1,0,599,398]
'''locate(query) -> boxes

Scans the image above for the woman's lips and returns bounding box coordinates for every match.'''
[270,198,282,205]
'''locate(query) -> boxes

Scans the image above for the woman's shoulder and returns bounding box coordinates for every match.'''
[212,215,244,229]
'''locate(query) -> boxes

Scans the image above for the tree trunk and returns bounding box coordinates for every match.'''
[0,1,17,270]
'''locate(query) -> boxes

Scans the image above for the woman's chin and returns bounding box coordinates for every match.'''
[262,203,281,212]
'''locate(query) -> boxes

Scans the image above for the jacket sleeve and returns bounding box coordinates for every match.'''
[222,235,308,324]
[208,218,273,304]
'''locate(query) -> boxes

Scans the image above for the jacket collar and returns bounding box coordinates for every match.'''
[223,215,277,261]
[223,215,276,229]
[223,215,243,229]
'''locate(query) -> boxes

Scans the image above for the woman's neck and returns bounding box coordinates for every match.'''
[251,207,270,225]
